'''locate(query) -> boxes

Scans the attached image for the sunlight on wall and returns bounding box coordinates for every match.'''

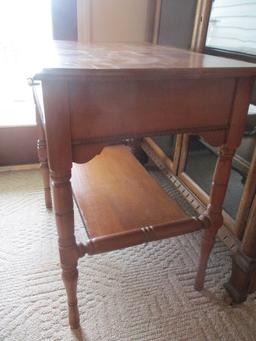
[0,0,52,126]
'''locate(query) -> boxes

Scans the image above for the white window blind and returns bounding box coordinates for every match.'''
[206,0,256,56]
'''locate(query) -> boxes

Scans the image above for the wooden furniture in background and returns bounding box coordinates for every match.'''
[149,0,256,303]
[32,41,256,329]
[225,146,256,301]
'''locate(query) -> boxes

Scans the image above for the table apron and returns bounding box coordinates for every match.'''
[68,78,236,141]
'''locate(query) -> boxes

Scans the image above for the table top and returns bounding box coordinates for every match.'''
[33,41,256,80]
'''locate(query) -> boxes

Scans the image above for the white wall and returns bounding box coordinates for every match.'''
[77,0,154,43]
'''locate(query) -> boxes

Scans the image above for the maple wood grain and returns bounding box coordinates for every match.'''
[33,41,256,80]
[71,145,187,238]
[32,41,256,328]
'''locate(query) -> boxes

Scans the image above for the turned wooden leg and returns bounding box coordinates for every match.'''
[195,218,221,290]
[51,171,80,329]
[195,204,223,291]
[59,238,80,329]
[195,146,234,290]
[37,139,52,208]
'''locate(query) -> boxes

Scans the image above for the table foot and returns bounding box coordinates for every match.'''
[194,228,216,291]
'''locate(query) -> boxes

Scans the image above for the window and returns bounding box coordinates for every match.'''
[206,0,256,108]
[0,0,52,127]
[206,0,256,56]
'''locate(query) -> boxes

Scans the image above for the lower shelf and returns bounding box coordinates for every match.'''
[71,145,202,254]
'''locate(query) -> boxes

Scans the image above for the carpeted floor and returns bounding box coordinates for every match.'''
[0,169,256,341]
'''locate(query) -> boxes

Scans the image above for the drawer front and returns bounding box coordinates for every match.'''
[69,78,236,142]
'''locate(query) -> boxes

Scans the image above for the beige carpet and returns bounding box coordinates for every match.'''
[0,169,256,341]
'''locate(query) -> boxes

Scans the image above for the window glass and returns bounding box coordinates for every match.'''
[152,135,176,159]
[206,0,256,55]
[185,136,245,219]
[0,0,52,126]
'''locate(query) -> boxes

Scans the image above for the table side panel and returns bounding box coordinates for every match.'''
[69,78,236,143]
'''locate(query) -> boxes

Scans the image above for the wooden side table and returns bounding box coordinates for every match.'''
[32,41,256,329]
